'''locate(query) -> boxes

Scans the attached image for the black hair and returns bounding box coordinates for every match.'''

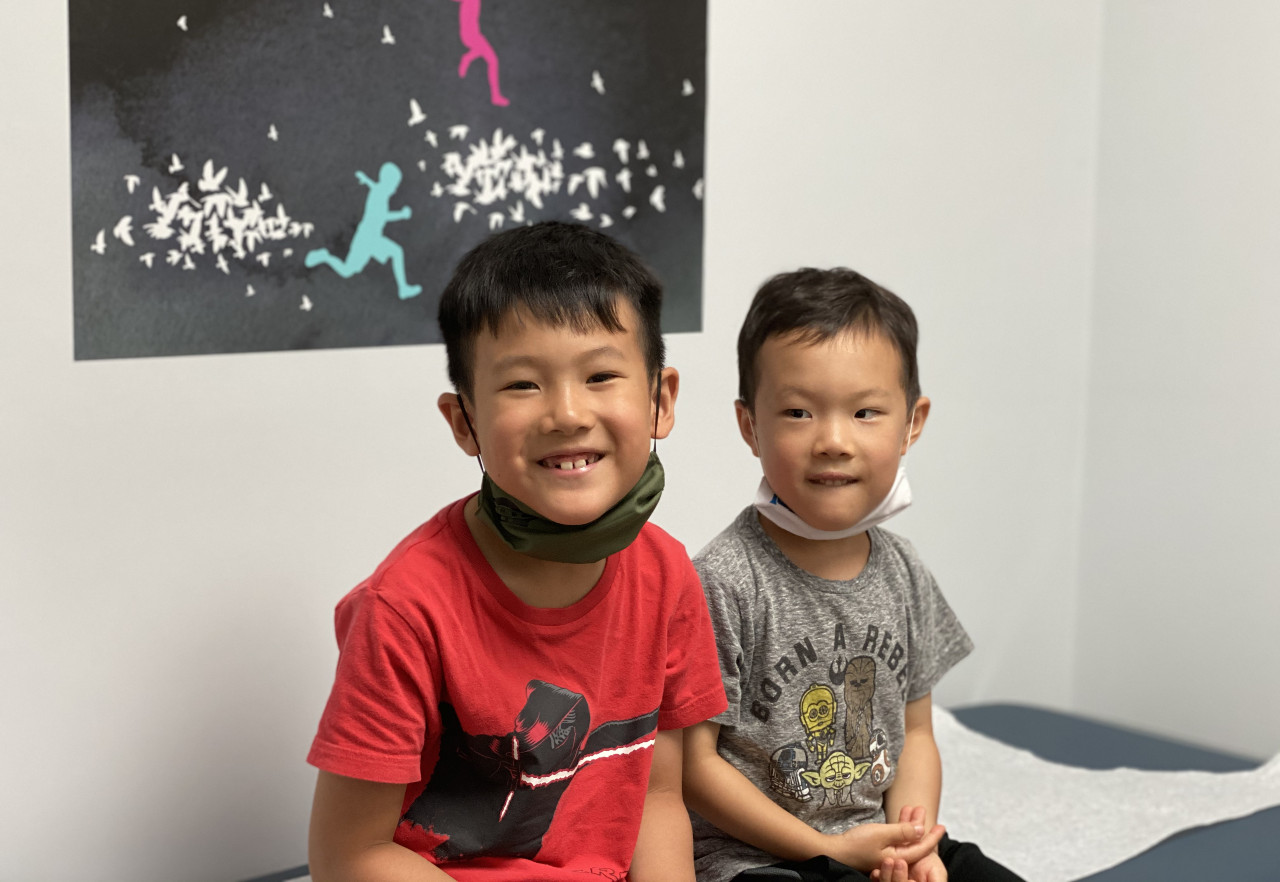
[439,222,665,399]
[737,267,920,411]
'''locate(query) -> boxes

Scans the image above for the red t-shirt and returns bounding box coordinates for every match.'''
[309,497,727,880]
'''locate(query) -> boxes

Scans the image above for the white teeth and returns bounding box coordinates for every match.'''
[559,461,573,470]
[574,459,587,469]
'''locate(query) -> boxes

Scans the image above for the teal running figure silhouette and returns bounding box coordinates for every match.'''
[305,162,422,300]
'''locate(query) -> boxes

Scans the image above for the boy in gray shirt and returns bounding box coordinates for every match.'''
[684,269,1023,882]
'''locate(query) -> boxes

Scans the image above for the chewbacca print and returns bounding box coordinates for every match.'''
[831,656,876,760]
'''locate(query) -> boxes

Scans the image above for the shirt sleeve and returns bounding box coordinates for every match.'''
[307,584,441,783]
[901,549,973,702]
[657,555,730,732]
[693,548,751,730]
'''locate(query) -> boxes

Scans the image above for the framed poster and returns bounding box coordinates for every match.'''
[70,0,706,359]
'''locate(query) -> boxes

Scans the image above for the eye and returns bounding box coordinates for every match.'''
[783,408,811,420]
[502,380,538,391]
[855,408,878,420]
[587,372,619,384]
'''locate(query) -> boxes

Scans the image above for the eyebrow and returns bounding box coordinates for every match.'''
[492,345,628,373]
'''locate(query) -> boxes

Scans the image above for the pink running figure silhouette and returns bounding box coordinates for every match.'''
[454,0,509,107]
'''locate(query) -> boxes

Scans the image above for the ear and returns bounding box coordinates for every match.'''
[438,392,481,457]
[902,396,931,455]
[651,367,680,440]
[735,399,761,457]
[801,770,820,787]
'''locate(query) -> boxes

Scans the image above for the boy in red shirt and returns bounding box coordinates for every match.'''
[307,222,727,881]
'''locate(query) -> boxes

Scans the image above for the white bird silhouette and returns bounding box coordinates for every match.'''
[599,214,613,229]
[622,205,637,219]
[198,160,228,193]
[124,175,140,194]
[616,168,633,193]
[636,140,650,160]
[168,153,184,174]
[612,139,630,165]
[268,124,279,141]
[531,128,545,146]
[508,201,525,224]
[139,252,155,268]
[567,173,584,196]
[145,219,175,240]
[112,216,135,246]
[226,178,250,208]
[177,15,188,32]
[693,178,704,200]
[323,3,334,18]
[246,284,256,297]
[408,99,427,126]
[673,149,685,169]
[182,253,196,270]
[583,167,608,199]
[453,202,476,222]
[646,164,658,178]
[90,230,106,255]
[449,124,470,141]
[590,70,605,94]
[551,139,564,160]
[381,25,395,45]
[649,185,666,213]
[569,203,593,222]
[417,159,427,172]
[301,295,313,311]
[166,250,182,266]
[682,78,694,96]
[258,182,273,203]
[424,129,438,147]
[573,142,595,160]
[257,252,271,267]
[488,212,504,231]
[216,254,230,274]
[431,181,444,198]
[283,247,293,258]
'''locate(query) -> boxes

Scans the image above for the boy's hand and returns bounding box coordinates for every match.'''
[878,856,911,882]
[871,807,946,882]
[906,851,946,882]
[826,810,944,872]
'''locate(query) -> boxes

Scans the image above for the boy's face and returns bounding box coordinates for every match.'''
[737,329,927,533]
[440,300,676,526]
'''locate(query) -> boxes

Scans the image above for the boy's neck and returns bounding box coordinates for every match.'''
[757,511,872,581]
[463,495,607,608]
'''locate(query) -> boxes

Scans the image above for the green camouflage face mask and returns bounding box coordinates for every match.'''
[475,451,665,564]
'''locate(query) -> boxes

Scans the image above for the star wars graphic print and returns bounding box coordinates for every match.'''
[402,679,659,861]
[758,625,903,809]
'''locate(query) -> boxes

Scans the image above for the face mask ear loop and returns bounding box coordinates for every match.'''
[651,376,661,454]
[458,395,486,473]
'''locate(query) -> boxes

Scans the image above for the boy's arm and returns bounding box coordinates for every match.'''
[883,694,942,833]
[682,721,942,871]
[630,729,696,882]
[308,770,454,882]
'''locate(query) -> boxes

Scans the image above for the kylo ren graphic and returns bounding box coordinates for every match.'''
[402,679,659,861]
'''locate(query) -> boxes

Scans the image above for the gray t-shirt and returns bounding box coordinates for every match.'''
[691,507,973,882]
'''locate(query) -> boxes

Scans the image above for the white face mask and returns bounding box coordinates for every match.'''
[753,464,912,541]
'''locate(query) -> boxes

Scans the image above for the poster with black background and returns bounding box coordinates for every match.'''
[70,0,705,360]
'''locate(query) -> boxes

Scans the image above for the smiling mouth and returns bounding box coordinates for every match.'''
[810,476,857,487]
[540,453,603,471]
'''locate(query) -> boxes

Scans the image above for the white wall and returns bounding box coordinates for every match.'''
[1075,0,1280,759]
[0,2,1151,879]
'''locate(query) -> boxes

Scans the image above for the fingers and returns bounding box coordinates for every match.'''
[893,824,946,865]
[877,857,909,882]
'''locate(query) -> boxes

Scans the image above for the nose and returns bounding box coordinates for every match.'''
[544,382,592,434]
[813,416,853,458]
